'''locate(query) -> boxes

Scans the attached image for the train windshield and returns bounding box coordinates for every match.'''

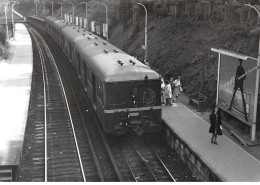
[128,87,156,107]
[106,81,160,109]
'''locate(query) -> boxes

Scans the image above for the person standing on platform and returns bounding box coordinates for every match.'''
[209,107,222,145]
[173,76,182,101]
[160,76,165,105]
[163,80,173,106]
[170,77,175,102]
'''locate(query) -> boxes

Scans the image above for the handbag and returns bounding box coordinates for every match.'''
[217,125,223,135]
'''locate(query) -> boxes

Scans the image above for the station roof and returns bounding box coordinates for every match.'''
[0,9,25,24]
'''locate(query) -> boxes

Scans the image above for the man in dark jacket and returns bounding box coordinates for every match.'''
[228,59,248,121]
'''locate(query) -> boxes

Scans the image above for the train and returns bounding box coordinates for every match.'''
[28,16,162,135]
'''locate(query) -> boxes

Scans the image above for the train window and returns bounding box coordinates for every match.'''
[128,86,157,107]
[69,42,72,60]
[64,38,67,51]
[97,81,103,105]
[143,88,156,106]
[92,74,97,104]
[60,33,62,45]
[83,61,88,88]
[107,84,126,109]
[81,58,84,79]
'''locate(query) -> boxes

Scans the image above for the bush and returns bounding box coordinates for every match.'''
[0,26,6,45]
[2,48,10,59]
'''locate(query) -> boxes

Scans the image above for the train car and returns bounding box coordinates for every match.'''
[27,15,45,24]
[44,16,69,46]
[43,16,162,135]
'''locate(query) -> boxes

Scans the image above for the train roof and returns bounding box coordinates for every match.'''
[61,25,90,43]
[75,35,159,82]
[45,16,68,30]
[50,17,159,82]
[79,47,159,82]
[44,16,56,23]
[29,16,45,22]
[54,19,68,30]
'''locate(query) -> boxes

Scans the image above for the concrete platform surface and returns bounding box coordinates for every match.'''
[0,23,33,165]
[162,102,260,182]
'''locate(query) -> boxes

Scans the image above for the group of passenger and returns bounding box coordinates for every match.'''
[161,76,182,106]
[160,75,223,145]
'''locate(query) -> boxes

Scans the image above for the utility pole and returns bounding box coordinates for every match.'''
[137,3,148,63]
[4,5,9,43]
[68,2,74,24]
[35,1,37,15]
[244,4,260,142]
[50,1,53,16]
[58,2,63,19]
[11,3,14,38]
[100,2,108,41]
[80,2,88,30]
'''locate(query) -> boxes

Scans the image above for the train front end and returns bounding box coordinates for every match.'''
[103,69,162,135]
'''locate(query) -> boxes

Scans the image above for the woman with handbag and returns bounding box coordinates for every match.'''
[209,107,222,145]
[163,80,173,106]
[172,76,182,101]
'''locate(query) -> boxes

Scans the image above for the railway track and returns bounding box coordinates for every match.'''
[19,24,124,182]
[17,25,106,181]
[35,26,124,182]
[108,136,176,182]
[19,20,197,182]
[29,26,86,181]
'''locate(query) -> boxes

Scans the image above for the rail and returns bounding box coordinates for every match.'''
[28,27,86,181]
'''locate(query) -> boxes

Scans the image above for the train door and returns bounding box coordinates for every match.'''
[83,61,88,91]
[61,34,63,48]
[69,42,72,61]
[77,53,81,78]
[92,74,97,109]
[63,37,66,52]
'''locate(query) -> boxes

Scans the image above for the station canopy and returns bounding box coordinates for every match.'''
[0,9,25,24]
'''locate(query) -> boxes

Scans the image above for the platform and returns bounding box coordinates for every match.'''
[162,102,260,181]
[0,23,33,166]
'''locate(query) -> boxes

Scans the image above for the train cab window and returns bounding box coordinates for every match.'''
[107,83,126,109]
[129,88,138,107]
[143,88,156,106]
[128,86,157,107]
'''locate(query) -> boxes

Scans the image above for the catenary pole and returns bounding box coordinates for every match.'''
[137,3,148,63]
[244,4,260,142]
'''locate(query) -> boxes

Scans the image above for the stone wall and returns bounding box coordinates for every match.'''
[163,123,222,181]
